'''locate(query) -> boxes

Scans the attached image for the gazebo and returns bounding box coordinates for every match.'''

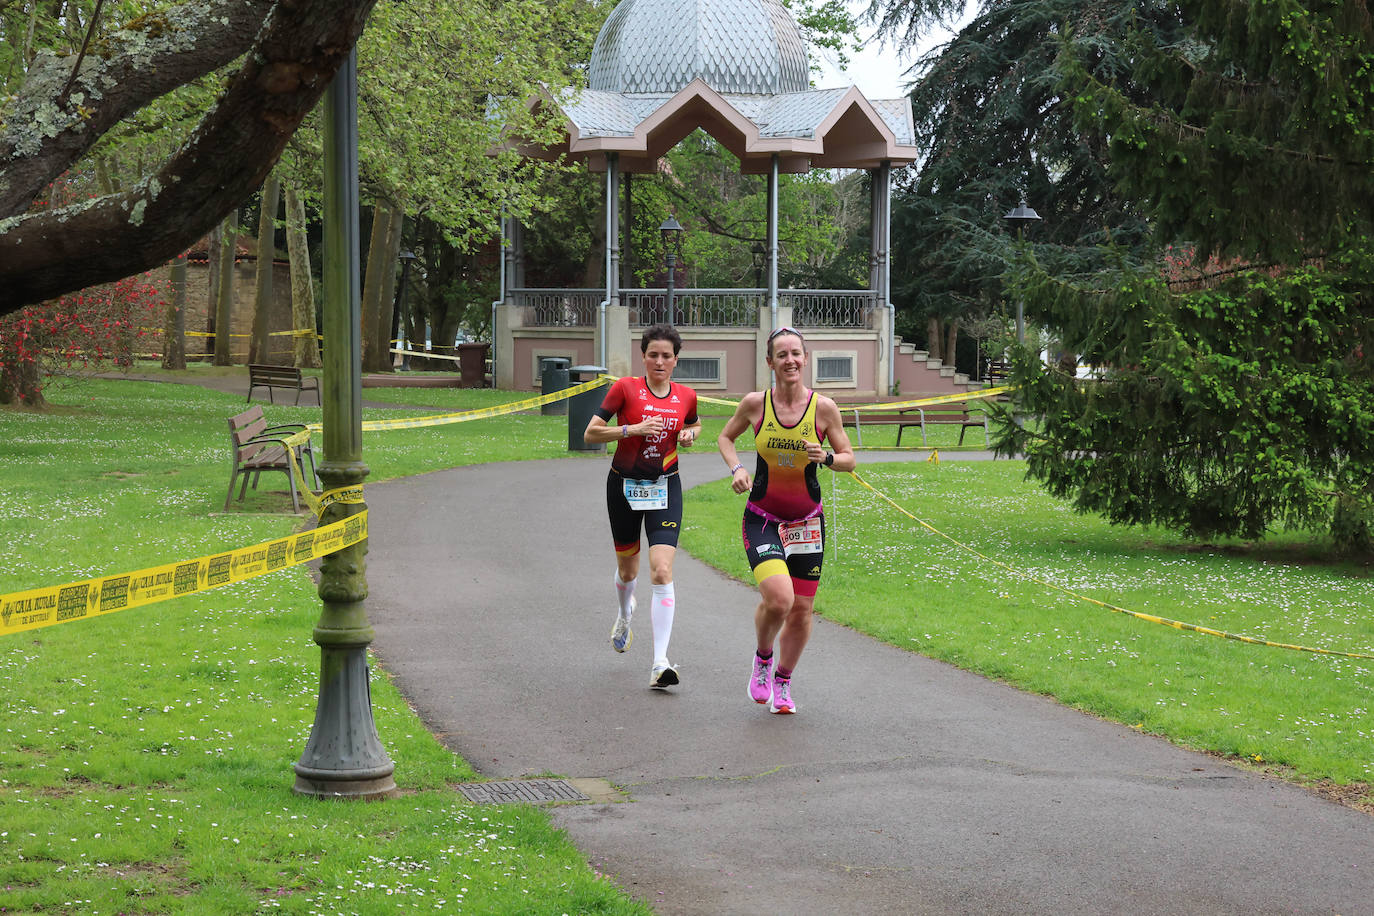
[493,0,975,399]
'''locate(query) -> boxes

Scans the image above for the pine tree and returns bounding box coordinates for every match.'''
[883,0,1161,366]
[1003,0,1374,551]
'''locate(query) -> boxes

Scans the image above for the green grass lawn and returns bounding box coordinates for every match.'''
[681,458,1374,802]
[0,375,651,915]
[2,370,1370,913]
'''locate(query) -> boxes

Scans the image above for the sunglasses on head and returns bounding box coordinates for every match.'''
[767,326,804,343]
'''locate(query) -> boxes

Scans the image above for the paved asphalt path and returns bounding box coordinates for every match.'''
[362,449,1374,916]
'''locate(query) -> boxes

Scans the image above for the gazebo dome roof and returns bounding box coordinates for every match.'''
[589,0,810,96]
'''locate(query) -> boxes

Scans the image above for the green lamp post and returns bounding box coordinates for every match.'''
[293,49,396,799]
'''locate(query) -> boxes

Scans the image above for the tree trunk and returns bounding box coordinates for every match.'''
[248,174,280,364]
[926,315,943,362]
[114,288,134,368]
[213,213,236,366]
[285,183,321,369]
[0,353,45,408]
[361,200,402,373]
[206,222,220,356]
[375,205,403,370]
[162,255,187,369]
[944,321,958,369]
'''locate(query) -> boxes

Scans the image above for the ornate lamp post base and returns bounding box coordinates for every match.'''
[293,642,397,798]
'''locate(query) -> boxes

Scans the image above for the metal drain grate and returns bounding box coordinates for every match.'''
[455,779,591,805]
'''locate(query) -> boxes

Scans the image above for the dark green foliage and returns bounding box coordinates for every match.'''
[1000,243,1374,550]
[991,1,1374,551]
[885,1,1156,350]
[1060,0,1374,266]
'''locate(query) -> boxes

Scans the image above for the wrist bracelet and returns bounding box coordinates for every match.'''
[729,463,744,475]
[622,425,628,439]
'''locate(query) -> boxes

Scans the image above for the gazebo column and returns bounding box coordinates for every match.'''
[768,154,780,328]
[869,170,881,295]
[494,214,520,389]
[511,217,526,291]
[607,154,621,310]
[601,153,632,376]
[622,172,634,288]
[871,161,893,395]
[759,153,780,389]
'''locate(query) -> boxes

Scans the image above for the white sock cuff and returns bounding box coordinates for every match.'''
[616,575,637,617]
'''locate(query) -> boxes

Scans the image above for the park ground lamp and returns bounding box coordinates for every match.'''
[1002,200,1041,343]
[751,241,766,289]
[660,215,684,324]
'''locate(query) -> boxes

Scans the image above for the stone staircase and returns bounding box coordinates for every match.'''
[891,340,989,397]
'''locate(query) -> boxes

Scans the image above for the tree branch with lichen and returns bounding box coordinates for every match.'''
[0,0,274,219]
[0,0,379,312]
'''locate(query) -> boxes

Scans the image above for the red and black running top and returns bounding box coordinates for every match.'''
[595,376,699,479]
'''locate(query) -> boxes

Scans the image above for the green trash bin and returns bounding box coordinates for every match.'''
[540,357,571,416]
[567,365,609,452]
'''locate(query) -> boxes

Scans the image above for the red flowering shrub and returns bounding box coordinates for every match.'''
[0,273,168,408]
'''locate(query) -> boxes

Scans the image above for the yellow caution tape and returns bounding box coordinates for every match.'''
[389,347,461,362]
[845,469,1374,661]
[0,422,365,639]
[927,449,939,464]
[323,374,611,432]
[145,328,321,340]
[843,386,1013,413]
[1,372,604,640]
[695,387,1011,414]
[272,428,364,518]
[0,511,368,638]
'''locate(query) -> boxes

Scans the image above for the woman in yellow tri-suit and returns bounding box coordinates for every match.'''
[716,327,854,714]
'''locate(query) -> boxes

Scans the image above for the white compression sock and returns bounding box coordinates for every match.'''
[616,575,636,618]
[651,582,675,665]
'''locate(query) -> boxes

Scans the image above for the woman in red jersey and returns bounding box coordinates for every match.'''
[716,327,854,714]
[584,324,701,690]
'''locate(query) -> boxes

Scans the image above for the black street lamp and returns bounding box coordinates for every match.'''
[660,215,684,325]
[751,241,766,289]
[394,249,418,370]
[1002,199,1041,343]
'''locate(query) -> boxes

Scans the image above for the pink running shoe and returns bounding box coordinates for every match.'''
[748,654,773,704]
[769,676,795,714]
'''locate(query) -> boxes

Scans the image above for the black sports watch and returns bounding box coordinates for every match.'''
[823,451,835,467]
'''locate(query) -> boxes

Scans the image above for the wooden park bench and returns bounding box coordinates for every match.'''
[984,359,1012,383]
[839,401,989,448]
[838,405,925,448]
[247,363,320,405]
[225,405,318,512]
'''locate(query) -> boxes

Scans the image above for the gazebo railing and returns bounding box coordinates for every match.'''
[783,290,874,328]
[515,288,879,329]
[624,289,759,328]
[516,288,603,327]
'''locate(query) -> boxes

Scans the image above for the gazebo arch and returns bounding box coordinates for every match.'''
[494,0,977,400]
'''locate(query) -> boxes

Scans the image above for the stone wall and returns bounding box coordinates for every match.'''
[171,257,301,364]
